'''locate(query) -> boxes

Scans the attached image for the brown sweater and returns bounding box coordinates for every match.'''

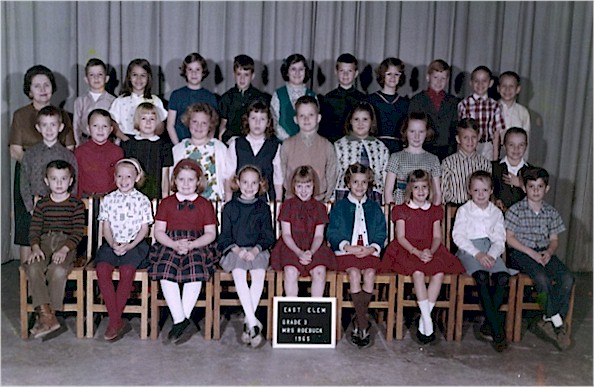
[29,195,85,252]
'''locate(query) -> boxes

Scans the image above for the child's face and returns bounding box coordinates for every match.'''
[295,180,314,201]
[85,65,108,93]
[130,65,149,94]
[294,103,321,134]
[287,61,306,86]
[524,178,549,204]
[348,172,369,201]
[175,169,199,196]
[29,74,53,105]
[88,114,112,145]
[504,133,527,164]
[350,110,372,139]
[471,70,493,96]
[383,65,402,90]
[248,111,269,137]
[498,75,521,103]
[468,178,492,209]
[238,170,260,200]
[115,164,139,194]
[336,62,358,88]
[185,61,204,87]
[234,67,254,91]
[405,119,427,148]
[427,70,448,93]
[44,167,73,196]
[138,112,157,137]
[456,127,479,155]
[410,180,430,205]
[189,111,211,141]
[36,115,64,143]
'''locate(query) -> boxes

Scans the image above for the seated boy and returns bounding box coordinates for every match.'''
[218,54,271,144]
[505,167,574,350]
[24,160,86,338]
[458,65,506,161]
[441,118,492,205]
[409,59,460,161]
[497,71,531,158]
[319,53,366,143]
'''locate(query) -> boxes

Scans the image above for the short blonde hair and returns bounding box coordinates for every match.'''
[133,102,158,131]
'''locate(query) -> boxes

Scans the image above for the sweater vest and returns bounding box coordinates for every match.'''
[236,136,280,200]
[277,86,316,137]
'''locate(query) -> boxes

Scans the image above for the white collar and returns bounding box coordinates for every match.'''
[175,193,199,201]
[134,134,160,141]
[473,93,488,101]
[347,193,367,205]
[406,200,431,210]
[500,156,526,171]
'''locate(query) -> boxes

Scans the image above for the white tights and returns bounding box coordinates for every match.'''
[232,268,265,327]
[160,280,202,324]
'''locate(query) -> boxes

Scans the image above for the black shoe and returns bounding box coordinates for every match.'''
[174,320,198,346]
[168,318,190,341]
[491,337,509,353]
[359,323,373,349]
[349,327,361,347]
[479,322,494,342]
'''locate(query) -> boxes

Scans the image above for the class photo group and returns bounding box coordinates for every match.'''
[10,49,576,356]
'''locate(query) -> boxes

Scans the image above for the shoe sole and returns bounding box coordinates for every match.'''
[40,325,67,342]
[174,324,198,346]
[108,321,132,343]
[33,323,62,339]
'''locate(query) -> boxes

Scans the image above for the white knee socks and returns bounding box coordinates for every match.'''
[418,299,434,336]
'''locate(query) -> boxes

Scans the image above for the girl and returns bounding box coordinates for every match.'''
[384,112,442,205]
[166,53,218,145]
[218,165,275,347]
[383,169,464,344]
[366,57,409,154]
[120,102,173,199]
[148,159,220,344]
[334,101,389,206]
[172,102,230,202]
[95,158,153,341]
[271,166,336,297]
[109,58,168,141]
[327,163,386,349]
[225,100,283,203]
[270,53,316,140]
[452,170,518,352]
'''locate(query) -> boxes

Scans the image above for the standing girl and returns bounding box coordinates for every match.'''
[120,102,173,199]
[225,100,283,203]
[384,112,442,205]
[148,159,220,344]
[167,53,218,145]
[383,169,464,344]
[271,166,336,297]
[95,158,154,341]
[109,58,168,141]
[172,102,230,202]
[334,101,389,206]
[327,163,387,349]
[218,165,275,347]
[271,53,316,140]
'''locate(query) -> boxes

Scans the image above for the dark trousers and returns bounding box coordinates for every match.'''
[472,270,510,342]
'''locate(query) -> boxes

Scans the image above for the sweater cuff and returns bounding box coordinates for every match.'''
[370,243,381,257]
[223,243,238,255]
[338,240,350,252]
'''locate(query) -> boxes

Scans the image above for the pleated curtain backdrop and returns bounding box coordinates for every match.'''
[1,1,592,270]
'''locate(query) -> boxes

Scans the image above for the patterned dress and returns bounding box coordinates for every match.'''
[386,150,441,205]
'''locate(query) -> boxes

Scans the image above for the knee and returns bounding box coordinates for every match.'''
[532,272,551,292]
[310,266,326,280]
[492,272,510,288]
[472,270,490,286]
[96,262,114,278]
[119,265,137,280]
[284,266,299,282]
[47,265,68,282]
[412,271,424,281]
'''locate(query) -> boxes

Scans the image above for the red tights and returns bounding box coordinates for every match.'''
[96,263,136,329]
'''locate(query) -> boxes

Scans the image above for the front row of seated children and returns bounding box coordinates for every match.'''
[25,157,574,353]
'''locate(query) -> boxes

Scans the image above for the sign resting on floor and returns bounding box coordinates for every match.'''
[272,296,336,348]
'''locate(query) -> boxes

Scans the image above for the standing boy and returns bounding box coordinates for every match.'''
[409,59,460,161]
[319,53,366,143]
[458,66,506,161]
[218,54,271,144]
[505,167,574,350]
[497,71,531,158]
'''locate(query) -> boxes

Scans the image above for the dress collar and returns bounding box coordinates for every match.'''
[347,193,367,205]
[406,200,431,210]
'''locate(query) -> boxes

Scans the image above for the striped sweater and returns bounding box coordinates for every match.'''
[29,195,85,252]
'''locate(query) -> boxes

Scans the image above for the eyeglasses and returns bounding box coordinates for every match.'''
[177,200,196,211]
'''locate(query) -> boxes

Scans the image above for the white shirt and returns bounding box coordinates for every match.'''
[452,200,505,259]
[109,93,168,135]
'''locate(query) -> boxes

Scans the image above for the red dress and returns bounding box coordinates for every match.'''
[270,197,336,276]
[383,204,465,275]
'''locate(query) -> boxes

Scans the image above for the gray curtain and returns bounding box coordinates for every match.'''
[1,1,592,271]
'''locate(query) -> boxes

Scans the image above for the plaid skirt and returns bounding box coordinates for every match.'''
[148,230,220,283]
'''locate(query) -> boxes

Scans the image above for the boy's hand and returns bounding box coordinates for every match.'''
[475,252,495,269]
[539,251,552,265]
[52,246,69,264]
[495,199,506,212]
[27,245,45,264]
[528,249,543,264]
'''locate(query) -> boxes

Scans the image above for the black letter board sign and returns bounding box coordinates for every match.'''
[272,297,336,348]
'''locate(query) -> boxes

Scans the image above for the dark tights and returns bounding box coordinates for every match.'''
[96,263,137,329]
[472,270,510,342]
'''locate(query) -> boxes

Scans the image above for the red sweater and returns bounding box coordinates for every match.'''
[74,140,123,196]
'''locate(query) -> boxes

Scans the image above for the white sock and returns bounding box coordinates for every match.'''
[418,299,433,335]
[542,314,552,322]
[248,269,266,314]
[181,281,202,319]
[160,280,185,324]
[429,301,435,312]
[551,313,563,328]
[232,269,257,327]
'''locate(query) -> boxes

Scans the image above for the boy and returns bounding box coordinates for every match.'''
[497,71,531,158]
[73,58,119,145]
[441,118,492,204]
[458,66,506,161]
[218,54,271,144]
[505,167,574,350]
[492,127,531,212]
[74,108,124,196]
[409,59,460,161]
[319,53,366,143]
[24,160,85,338]
[21,106,78,214]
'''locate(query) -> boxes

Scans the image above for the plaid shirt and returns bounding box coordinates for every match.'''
[458,94,506,142]
[504,198,566,250]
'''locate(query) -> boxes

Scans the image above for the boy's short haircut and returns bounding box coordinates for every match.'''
[85,58,108,75]
[456,118,480,135]
[87,108,112,125]
[240,100,274,138]
[46,159,76,190]
[290,165,321,197]
[521,166,549,187]
[24,65,57,97]
[503,127,528,144]
[180,52,210,79]
[499,70,521,85]
[233,54,255,72]
[471,65,493,80]
[467,170,493,191]
[336,53,358,70]
[427,59,450,75]
[181,102,220,134]
[37,105,63,124]
[343,162,375,188]
[280,53,311,83]
[133,102,158,129]
[375,57,406,88]
[400,111,435,145]
[294,95,319,113]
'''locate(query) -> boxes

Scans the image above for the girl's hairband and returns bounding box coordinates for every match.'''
[116,158,142,175]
